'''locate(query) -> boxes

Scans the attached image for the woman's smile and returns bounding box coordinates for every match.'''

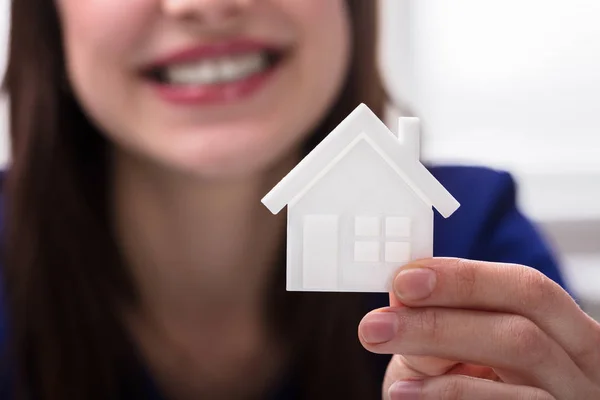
[142,38,291,105]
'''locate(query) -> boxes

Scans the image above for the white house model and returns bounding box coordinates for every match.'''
[261,104,460,292]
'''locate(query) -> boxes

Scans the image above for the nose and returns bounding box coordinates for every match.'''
[162,0,252,26]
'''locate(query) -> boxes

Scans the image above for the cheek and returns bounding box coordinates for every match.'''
[285,0,351,105]
[280,0,351,130]
[57,0,153,122]
[59,0,152,64]
[60,0,142,42]
[285,0,351,65]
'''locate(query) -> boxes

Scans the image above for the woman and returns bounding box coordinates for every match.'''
[1,0,599,399]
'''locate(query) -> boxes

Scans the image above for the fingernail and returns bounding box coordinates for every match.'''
[360,312,399,344]
[388,380,423,400]
[394,268,436,300]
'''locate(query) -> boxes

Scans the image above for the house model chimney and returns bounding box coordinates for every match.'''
[397,117,421,159]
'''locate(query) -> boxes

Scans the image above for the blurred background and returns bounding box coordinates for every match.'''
[0,0,598,316]
[378,0,600,318]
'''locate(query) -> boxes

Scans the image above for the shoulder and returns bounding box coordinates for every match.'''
[429,165,519,243]
[429,165,566,288]
[429,164,520,240]
[428,164,525,254]
[429,164,523,249]
[429,164,517,209]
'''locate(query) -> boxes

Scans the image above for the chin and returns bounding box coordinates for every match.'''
[164,130,300,180]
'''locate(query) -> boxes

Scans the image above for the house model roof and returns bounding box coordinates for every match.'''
[262,103,460,218]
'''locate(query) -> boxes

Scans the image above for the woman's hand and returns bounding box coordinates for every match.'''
[358,258,600,399]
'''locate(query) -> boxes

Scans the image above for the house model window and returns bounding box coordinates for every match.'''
[354,216,412,263]
[261,103,460,293]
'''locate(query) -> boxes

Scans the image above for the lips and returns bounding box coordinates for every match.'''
[141,39,288,104]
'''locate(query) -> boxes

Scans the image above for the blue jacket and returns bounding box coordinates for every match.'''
[0,166,569,398]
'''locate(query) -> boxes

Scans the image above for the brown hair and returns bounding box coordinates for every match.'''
[2,0,387,399]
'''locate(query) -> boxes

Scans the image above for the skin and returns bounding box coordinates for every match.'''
[359,258,600,399]
[55,0,600,399]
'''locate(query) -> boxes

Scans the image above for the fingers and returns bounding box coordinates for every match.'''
[382,355,495,391]
[400,355,459,376]
[359,307,589,399]
[391,258,600,381]
[382,354,460,392]
[387,376,555,400]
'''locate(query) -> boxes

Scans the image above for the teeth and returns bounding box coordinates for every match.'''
[165,52,268,85]
[197,63,219,82]
[219,58,241,80]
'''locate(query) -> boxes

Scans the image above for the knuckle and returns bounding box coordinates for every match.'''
[518,267,557,312]
[418,308,446,344]
[570,316,600,365]
[587,388,600,400]
[453,258,478,299]
[501,315,549,368]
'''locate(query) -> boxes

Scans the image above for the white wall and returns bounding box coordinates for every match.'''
[380,0,600,222]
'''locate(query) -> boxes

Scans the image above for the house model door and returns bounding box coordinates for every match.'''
[302,215,339,289]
